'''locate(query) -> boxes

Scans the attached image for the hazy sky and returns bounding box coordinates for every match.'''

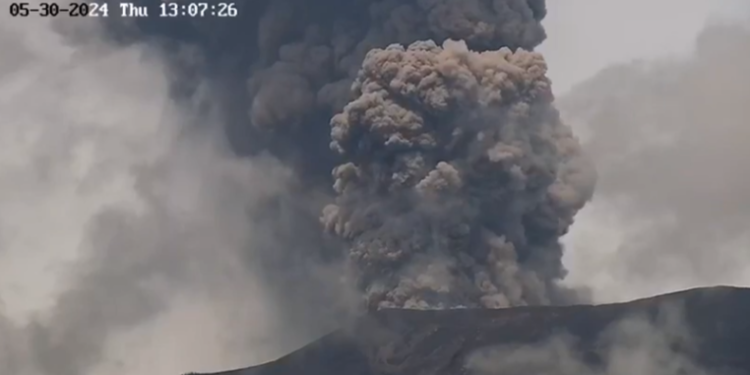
[540,0,748,93]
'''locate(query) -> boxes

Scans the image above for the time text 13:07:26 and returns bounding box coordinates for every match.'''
[160,2,237,17]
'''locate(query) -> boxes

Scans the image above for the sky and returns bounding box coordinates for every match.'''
[0,1,748,374]
[540,0,749,94]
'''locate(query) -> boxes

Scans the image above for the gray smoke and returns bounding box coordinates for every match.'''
[0,13,333,375]
[249,0,548,132]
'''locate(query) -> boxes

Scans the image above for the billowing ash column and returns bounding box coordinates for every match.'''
[323,39,596,309]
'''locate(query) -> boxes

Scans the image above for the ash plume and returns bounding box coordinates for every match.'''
[77,0,594,311]
[323,39,594,309]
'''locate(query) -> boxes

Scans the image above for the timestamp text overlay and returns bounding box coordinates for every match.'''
[9,2,239,17]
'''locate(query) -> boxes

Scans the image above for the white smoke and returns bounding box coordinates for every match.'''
[0,11,300,375]
[557,15,750,301]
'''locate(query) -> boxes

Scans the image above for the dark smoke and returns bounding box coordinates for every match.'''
[79,0,594,311]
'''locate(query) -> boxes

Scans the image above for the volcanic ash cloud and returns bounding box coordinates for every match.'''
[322,39,596,310]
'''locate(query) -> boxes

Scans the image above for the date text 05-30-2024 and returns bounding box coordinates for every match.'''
[8,2,238,17]
[9,2,108,17]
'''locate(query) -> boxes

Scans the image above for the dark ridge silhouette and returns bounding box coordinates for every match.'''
[187,286,750,375]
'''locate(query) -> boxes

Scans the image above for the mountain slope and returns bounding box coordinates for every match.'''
[190,286,750,375]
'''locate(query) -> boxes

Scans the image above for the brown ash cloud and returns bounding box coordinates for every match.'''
[323,39,594,309]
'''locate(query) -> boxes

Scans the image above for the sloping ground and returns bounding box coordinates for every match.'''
[190,287,750,375]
